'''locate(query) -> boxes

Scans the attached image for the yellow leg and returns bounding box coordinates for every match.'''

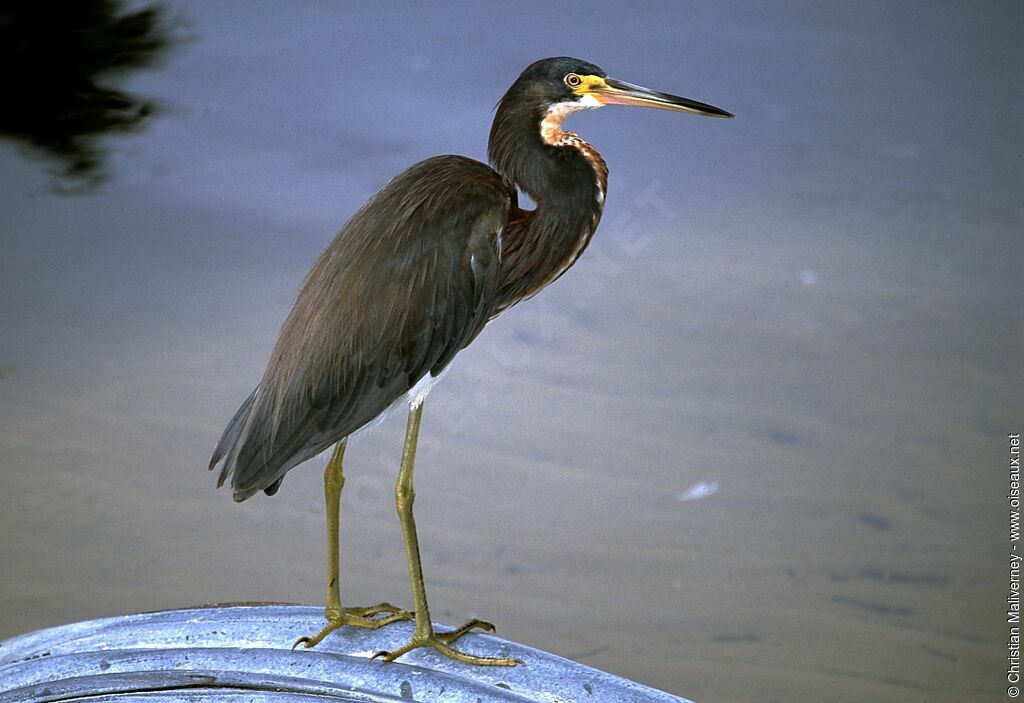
[372,401,519,666]
[295,439,413,649]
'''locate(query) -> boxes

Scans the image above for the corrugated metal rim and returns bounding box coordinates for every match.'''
[0,605,694,703]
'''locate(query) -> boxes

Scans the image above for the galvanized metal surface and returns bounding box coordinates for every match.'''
[0,605,695,702]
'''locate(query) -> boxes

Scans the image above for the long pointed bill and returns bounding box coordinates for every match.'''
[590,77,733,118]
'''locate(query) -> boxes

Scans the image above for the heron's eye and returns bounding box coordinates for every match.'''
[564,73,582,88]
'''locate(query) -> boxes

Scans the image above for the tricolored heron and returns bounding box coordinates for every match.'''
[210,56,731,666]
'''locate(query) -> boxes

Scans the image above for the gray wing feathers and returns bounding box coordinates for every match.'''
[210,386,257,478]
[209,156,508,501]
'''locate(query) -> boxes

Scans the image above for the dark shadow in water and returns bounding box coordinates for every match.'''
[0,0,181,191]
[831,595,914,618]
[859,568,949,587]
[713,632,763,643]
[855,512,893,531]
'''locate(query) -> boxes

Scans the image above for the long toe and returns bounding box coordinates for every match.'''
[371,637,520,666]
[437,618,495,644]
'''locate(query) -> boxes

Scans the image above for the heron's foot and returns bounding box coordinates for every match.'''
[342,602,413,621]
[294,602,414,649]
[371,619,521,666]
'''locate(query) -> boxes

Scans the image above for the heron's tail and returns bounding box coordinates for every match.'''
[208,386,258,489]
[210,385,311,501]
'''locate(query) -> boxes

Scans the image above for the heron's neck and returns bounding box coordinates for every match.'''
[487,100,608,311]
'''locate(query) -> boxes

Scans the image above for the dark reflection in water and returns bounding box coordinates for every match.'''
[0,0,177,189]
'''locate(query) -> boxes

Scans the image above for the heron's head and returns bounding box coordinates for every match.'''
[504,56,733,131]
[489,57,732,191]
